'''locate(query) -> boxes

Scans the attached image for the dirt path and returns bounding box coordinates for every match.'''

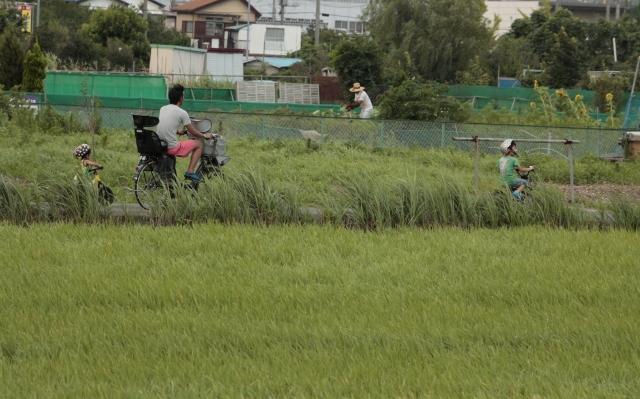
[550,184,640,204]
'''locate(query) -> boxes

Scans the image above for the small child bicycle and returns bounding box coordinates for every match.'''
[74,143,114,205]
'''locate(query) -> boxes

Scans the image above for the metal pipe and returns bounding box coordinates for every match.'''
[452,137,580,144]
[568,141,575,203]
[623,55,640,129]
[474,136,479,192]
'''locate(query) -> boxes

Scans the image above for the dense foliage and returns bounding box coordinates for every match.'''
[330,37,383,100]
[22,41,47,93]
[377,81,469,121]
[0,27,25,90]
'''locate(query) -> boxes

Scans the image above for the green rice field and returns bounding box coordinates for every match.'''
[1,224,638,398]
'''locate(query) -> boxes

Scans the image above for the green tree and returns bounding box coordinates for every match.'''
[31,20,71,57]
[80,6,150,64]
[330,37,382,99]
[104,38,134,71]
[488,35,539,82]
[39,0,92,33]
[23,41,47,92]
[455,55,490,86]
[0,27,26,90]
[544,28,586,89]
[365,0,494,82]
[377,80,469,121]
[146,15,190,47]
[0,6,25,34]
[288,28,349,76]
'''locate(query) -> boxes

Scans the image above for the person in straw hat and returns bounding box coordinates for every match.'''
[346,82,373,119]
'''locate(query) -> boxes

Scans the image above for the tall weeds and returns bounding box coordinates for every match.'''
[2,172,640,231]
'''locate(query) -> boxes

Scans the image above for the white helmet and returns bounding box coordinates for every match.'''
[499,139,516,155]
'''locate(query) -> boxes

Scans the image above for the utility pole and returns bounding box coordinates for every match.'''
[314,0,320,46]
[280,0,284,24]
[272,0,276,23]
[36,0,40,27]
[246,0,251,61]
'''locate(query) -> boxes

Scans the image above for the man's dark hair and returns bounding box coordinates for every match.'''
[168,84,185,105]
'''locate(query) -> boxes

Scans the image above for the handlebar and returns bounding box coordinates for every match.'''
[88,166,104,173]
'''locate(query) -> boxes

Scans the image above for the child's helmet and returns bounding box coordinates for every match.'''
[499,139,516,155]
[74,144,91,159]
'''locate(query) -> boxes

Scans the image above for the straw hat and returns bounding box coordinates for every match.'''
[349,83,365,92]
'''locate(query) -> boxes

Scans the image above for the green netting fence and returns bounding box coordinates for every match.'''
[35,102,624,159]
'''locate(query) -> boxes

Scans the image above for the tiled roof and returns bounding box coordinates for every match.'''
[172,0,261,17]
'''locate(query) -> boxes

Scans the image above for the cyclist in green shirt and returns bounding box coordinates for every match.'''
[497,139,534,201]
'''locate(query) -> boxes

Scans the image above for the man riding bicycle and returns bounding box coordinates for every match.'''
[156,84,215,182]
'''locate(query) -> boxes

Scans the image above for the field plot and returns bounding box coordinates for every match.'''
[1,224,638,398]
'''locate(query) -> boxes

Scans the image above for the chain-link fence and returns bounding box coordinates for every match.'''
[45,103,625,159]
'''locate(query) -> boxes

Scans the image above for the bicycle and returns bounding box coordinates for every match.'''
[88,166,115,205]
[516,168,536,202]
[131,114,230,210]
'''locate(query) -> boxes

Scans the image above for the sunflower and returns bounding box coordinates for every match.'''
[530,102,536,107]
[575,94,583,102]
[606,93,614,101]
[556,89,565,97]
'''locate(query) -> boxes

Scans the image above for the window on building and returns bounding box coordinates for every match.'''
[265,27,285,52]
[266,28,285,42]
[334,20,364,33]
[205,17,224,36]
[183,21,193,33]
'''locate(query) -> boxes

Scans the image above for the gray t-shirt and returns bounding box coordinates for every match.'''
[156,104,191,148]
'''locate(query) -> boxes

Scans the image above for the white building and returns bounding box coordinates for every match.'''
[75,0,167,15]
[226,23,302,56]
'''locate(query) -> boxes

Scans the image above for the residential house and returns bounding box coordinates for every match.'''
[171,0,262,50]
[74,0,167,15]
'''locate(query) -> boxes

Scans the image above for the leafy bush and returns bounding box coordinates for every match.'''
[376,81,470,121]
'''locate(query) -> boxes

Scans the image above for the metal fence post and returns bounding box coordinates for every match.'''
[473,136,479,193]
[568,139,575,203]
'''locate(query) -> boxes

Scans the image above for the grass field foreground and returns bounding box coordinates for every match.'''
[1,223,639,398]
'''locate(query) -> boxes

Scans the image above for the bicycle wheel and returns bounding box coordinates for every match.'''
[134,161,165,209]
[98,183,115,205]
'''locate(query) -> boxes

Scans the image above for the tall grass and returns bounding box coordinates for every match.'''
[1,224,639,397]
[3,169,640,230]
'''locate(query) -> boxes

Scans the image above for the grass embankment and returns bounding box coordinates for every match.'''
[1,224,638,397]
[2,127,640,227]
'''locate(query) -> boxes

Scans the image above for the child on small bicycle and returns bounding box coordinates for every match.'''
[74,144,102,179]
[497,139,534,201]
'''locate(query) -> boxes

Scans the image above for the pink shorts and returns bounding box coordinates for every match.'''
[167,140,196,157]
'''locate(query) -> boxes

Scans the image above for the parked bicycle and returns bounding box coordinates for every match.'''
[131,114,230,210]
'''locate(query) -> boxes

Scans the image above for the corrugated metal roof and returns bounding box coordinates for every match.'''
[245,57,303,69]
[226,24,248,31]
